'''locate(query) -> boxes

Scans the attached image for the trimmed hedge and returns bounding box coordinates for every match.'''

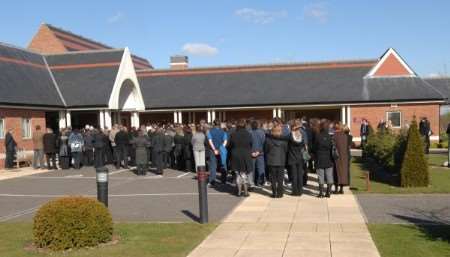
[400,119,429,187]
[33,196,113,251]
[364,129,407,173]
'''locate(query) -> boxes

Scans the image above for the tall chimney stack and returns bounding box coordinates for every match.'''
[170,55,188,70]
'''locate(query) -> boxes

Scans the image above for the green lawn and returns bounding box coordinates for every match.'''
[369,224,450,257]
[350,156,450,194]
[0,222,216,257]
[427,153,448,167]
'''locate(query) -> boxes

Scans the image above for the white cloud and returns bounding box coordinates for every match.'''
[182,43,218,57]
[304,3,329,24]
[107,12,125,24]
[427,72,444,78]
[235,8,287,25]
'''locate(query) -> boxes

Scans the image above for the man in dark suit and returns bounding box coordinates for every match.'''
[360,119,369,148]
[419,117,431,154]
[4,128,17,169]
[114,126,130,169]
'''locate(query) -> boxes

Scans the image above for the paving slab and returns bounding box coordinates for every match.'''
[187,173,381,257]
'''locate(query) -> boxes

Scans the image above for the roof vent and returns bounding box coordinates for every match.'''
[170,55,188,70]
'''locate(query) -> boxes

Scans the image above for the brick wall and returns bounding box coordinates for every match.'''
[350,103,440,141]
[0,108,46,168]
[28,24,67,54]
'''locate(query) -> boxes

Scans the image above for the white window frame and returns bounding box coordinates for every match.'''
[21,118,32,139]
[386,111,402,128]
[0,118,4,139]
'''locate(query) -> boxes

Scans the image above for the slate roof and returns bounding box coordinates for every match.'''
[0,43,64,107]
[45,50,123,108]
[424,77,450,102]
[138,61,445,110]
[44,24,153,69]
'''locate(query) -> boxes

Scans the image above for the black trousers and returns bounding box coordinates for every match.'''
[290,163,304,195]
[136,164,147,175]
[269,166,285,197]
[72,152,82,169]
[46,153,57,169]
[115,145,128,169]
[5,151,15,168]
[60,156,70,169]
[152,150,164,174]
[83,149,94,166]
[94,147,105,168]
[129,145,136,166]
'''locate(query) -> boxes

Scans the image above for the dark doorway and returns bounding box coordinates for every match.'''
[45,111,59,134]
[71,111,99,129]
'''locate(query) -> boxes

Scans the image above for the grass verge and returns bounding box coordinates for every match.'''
[368,224,450,257]
[0,222,216,257]
[350,155,450,194]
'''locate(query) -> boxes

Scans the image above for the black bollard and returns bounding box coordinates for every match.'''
[197,166,209,224]
[96,166,109,207]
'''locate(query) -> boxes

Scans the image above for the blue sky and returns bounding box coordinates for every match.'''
[1,0,449,76]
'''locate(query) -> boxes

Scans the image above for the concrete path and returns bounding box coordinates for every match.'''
[0,167,52,181]
[188,178,381,257]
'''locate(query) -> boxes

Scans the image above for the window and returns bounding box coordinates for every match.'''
[386,111,401,128]
[0,118,4,139]
[21,118,31,139]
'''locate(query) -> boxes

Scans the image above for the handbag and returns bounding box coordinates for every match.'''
[302,148,311,161]
[331,138,340,161]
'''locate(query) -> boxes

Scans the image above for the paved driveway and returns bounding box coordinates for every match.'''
[0,166,242,222]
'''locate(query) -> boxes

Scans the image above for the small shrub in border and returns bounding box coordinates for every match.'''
[401,119,429,187]
[33,196,113,251]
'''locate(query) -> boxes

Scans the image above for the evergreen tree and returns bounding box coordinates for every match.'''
[400,118,429,187]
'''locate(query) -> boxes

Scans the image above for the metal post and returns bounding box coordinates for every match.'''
[96,166,109,207]
[448,136,450,168]
[197,166,209,224]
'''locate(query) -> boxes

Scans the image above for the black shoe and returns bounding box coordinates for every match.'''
[326,184,331,198]
[318,184,324,198]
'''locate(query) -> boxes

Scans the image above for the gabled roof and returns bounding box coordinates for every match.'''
[30,24,153,70]
[366,48,416,77]
[0,43,64,107]
[137,59,445,110]
[45,49,124,108]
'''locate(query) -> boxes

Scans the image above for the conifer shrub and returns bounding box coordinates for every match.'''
[33,196,113,251]
[400,119,429,187]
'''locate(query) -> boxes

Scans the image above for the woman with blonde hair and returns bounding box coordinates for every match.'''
[264,124,288,198]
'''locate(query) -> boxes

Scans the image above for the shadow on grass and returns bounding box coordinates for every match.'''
[354,156,400,187]
[391,209,450,243]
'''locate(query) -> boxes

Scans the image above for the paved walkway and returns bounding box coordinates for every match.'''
[0,167,52,181]
[188,178,381,257]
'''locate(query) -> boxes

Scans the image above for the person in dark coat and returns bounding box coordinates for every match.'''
[173,127,185,170]
[151,127,165,175]
[250,120,266,187]
[102,128,113,165]
[419,117,431,154]
[131,130,151,175]
[264,125,288,198]
[43,128,58,169]
[93,129,106,168]
[301,117,313,186]
[163,130,174,169]
[360,118,369,148]
[83,128,94,166]
[183,126,194,172]
[114,126,130,169]
[312,119,334,198]
[58,129,70,169]
[229,119,253,197]
[333,123,350,194]
[128,127,138,166]
[287,120,307,196]
[4,128,17,169]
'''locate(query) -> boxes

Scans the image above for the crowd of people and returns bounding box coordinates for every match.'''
[6,116,352,199]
